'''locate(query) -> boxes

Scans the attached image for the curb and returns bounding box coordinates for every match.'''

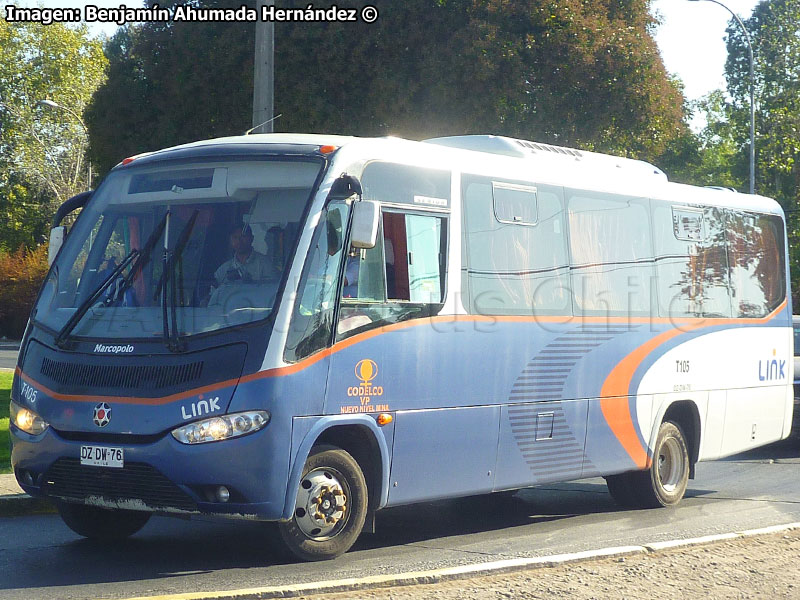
[107,522,800,600]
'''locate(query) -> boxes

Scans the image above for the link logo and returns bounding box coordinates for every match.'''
[758,349,786,381]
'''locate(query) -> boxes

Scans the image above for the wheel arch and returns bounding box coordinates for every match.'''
[282,415,390,521]
[657,400,701,479]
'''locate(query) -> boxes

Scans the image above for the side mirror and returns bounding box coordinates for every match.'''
[350,201,380,249]
[328,174,363,201]
[48,226,66,266]
[52,190,92,227]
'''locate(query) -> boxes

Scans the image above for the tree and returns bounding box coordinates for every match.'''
[725,0,800,300]
[87,0,256,176]
[726,0,800,203]
[659,90,746,189]
[88,0,686,175]
[0,21,106,250]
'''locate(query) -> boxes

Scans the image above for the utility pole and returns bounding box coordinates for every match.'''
[253,0,275,134]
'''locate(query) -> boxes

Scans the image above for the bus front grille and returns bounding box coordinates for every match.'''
[40,357,205,390]
[43,459,197,512]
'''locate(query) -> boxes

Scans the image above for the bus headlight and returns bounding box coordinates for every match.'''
[171,411,270,445]
[9,402,49,436]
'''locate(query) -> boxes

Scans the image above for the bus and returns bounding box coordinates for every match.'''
[9,134,793,561]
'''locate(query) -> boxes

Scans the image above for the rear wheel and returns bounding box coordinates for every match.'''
[604,472,638,508]
[629,421,690,508]
[57,502,151,540]
[278,446,368,561]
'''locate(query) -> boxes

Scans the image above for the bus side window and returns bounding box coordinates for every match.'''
[567,192,653,316]
[341,225,386,302]
[726,211,785,318]
[461,176,570,316]
[337,211,447,340]
[654,204,732,318]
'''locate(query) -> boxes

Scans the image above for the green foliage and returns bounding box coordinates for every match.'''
[0,21,107,250]
[87,0,686,174]
[659,91,747,190]
[87,2,255,175]
[0,371,12,474]
[0,245,49,339]
[724,0,800,301]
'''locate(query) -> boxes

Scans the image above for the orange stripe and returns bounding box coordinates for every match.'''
[15,367,240,406]
[16,300,788,405]
[256,308,789,379]
[598,299,786,467]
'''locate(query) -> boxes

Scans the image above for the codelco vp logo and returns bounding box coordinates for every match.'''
[355,359,378,386]
[343,359,388,414]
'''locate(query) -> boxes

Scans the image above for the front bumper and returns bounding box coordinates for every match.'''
[10,423,288,520]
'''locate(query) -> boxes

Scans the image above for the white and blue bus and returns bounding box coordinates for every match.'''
[10,134,793,560]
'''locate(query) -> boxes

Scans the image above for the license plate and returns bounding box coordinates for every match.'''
[80,446,124,468]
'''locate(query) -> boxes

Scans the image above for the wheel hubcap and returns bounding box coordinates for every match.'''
[657,437,683,493]
[293,467,349,540]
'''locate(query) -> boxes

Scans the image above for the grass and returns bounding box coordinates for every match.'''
[0,371,11,474]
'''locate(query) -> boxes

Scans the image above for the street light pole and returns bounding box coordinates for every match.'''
[689,0,756,194]
[37,99,93,189]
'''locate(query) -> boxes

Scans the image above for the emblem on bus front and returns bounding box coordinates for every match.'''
[93,403,112,427]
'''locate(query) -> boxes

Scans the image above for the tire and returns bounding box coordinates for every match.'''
[604,472,639,508]
[57,502,151,540]
[628,420,690,508]
[278,446,368,561]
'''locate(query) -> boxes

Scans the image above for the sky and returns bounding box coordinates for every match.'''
[12,0,761,109]
[652,0,760,102]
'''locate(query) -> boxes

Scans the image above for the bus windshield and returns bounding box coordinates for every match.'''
[35,158,322,341]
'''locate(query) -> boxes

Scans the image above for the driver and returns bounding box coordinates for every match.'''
[214,223,274,286]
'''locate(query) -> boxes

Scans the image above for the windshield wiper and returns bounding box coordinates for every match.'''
[54,249,139,348]
[108,211,170,307]
[153,210,199,352]
[54,212,169,349]
[152,210,198,304]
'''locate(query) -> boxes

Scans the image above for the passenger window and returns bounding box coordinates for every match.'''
[462,176,570,316]
[493,183,538,226]
[406,214,443,303]
[672,208,705,241]
[726,211,785,317]
[653,204,731,318]
[341,228,386,302]
[337,211,446,339]
[567,192,653,316]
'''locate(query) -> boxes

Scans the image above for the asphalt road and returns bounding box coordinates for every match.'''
[1,437,799,600]
[0,349,18,371]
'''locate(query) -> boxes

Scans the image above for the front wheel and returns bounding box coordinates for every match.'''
[278,446,368,561]
[57,502,151,540]
[629,420,690,508]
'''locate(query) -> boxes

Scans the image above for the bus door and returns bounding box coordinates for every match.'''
[325,206,500,505]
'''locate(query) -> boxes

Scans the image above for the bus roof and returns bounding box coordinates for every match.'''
[121,133,784,218]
